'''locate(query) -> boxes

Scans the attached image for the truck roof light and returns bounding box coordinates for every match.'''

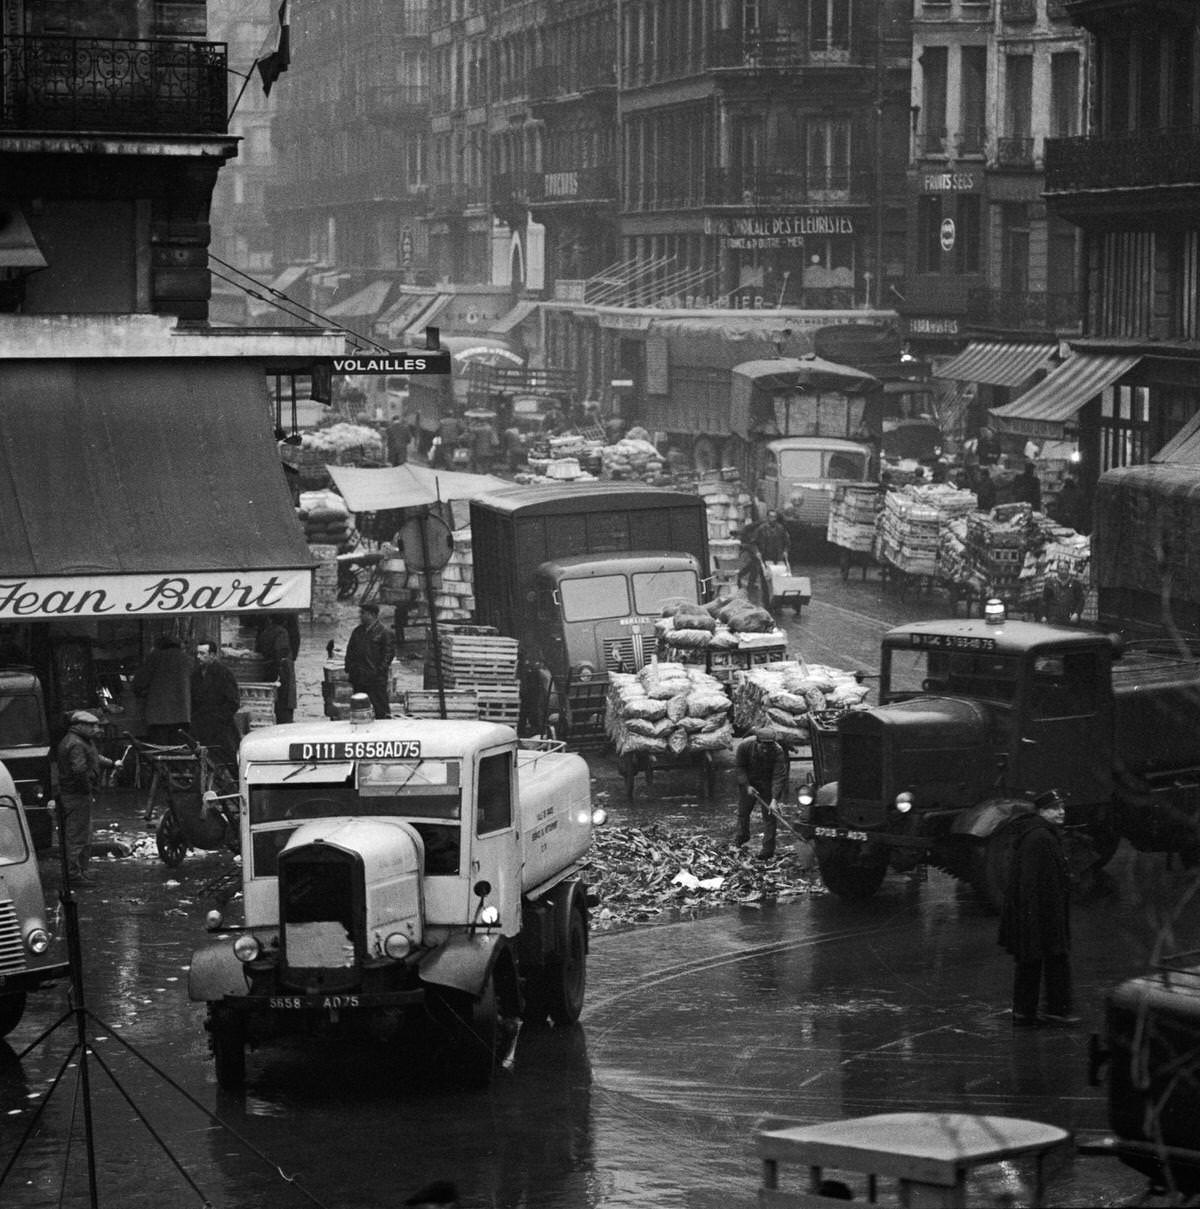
[984,598,1006,624]
[895,792,914,813]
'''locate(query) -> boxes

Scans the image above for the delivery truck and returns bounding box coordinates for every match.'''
[469,483,710,742]
[188,710,603,1089]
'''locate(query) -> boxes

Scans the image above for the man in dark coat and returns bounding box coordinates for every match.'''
[190,642,242,773]
[131,635,193,744]
[733,727,790,859]
[974,467,997,514]
[55,710,116,885]
[345,601,396,719]
[998,789,1078,1027]
[754,509,791,566]
[1012,462,1043,510]
[256,614,297,724]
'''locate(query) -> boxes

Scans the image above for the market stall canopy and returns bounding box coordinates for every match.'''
[326,279,394,320]
[935,340,1058,387]
[0,360,313,621]
[988,352,1141,439]
[326,464,511,513]
[1154,406,1200,465]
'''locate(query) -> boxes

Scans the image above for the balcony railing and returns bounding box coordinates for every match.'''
[534,166,617,204]
[708,28,856,70]
[265,172,428,210]
[429,182,469,213]
[0,35,227,134]
[710,167,840,205]
[995,136,1035,168]
[1001,0,1037,22]
[1046,127,1200,194]
[966,288,1083,331]
[491,170,535,207]
[957,125,988,156]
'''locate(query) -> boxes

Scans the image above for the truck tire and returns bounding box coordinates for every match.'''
[0,992,27,1038]
[430,977,501,1088]
[544,905,588,1027]
[208,1005,246,1091]
[816,840,888,900]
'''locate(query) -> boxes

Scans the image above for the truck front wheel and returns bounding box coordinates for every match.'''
[207,1005,246,1091]
[430,978,500,1087]
[0,992,27,1038]
[544,906,588,1026]
[816,840,888,900]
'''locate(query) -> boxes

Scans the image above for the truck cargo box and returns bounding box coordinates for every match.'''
[515,743,592,891]
[1111,646,1200,777]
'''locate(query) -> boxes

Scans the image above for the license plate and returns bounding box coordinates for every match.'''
[269,994,360,1010]
[814,825,869,842]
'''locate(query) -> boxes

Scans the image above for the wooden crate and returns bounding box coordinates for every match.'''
[404,689,479,719]
[476,686,521,725]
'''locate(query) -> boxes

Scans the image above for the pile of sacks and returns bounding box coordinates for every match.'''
[601,437,665,481]
[606,661,733,756]
[656,594,783,654]
[731,661,871,744]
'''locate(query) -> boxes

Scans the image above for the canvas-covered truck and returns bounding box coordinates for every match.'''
[799,609,1200,904]
[188,713,602,1089]
[0,760,68,1037]
[470,483,710,742]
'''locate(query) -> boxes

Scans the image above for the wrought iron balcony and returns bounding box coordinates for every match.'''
[995,137,1035,168]
[708,29,857,70]
[1045,127,1200,195]
[0,35,227,134]
[957,125,988,156]
[966,288,1082,331]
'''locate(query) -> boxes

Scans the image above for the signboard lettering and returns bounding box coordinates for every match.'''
[330,354,450,375]
[923,172,977,192]
[288,740,423,760]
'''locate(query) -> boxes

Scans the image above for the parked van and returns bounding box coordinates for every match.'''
[0,668,54,851]
[758,436,874,540]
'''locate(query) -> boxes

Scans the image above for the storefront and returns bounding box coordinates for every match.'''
[0,358,313,723]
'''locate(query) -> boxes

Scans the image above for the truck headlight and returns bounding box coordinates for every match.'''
[797,786,815,808]
[894,792,914,814]
[26,928,51,955]
[383,932,412,959]
[478,905,500,926]
[233,934,261,963]
[591,807,608,826]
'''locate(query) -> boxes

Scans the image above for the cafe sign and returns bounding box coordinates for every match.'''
[0,569,312,622]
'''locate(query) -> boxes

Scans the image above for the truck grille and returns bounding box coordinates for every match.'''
[0,900,26,974]
[604,633,649,672]
[279,849,361,991]
[840,734,883,801]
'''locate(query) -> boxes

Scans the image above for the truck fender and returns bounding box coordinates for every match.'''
[950,797,1031,840]
[546,879,588,956]
[188,941,250,1003]
[419,932,506,999]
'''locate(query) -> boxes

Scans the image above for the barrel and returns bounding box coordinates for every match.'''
[380,557,408,590]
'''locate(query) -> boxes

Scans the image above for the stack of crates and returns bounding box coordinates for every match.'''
[403,527,476,635]
[403,689,480,719]
[239,682,279,729]
[323,663,353,719]
[709,537,742,597]
[965,512,1028,602]
[695,475,754,543]
[827,485,880,553]
[424,628,521,726]
[876,491,942,577]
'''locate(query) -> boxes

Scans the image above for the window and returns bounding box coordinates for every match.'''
[960,46,987,154]
[559,575,630,621]
[1050,52,1080,138]
[1000,202,1029,292]
[956,195,982,274]
[920,45,948,149]
[1029,652,1097,718]
[808,0,851,55]
[476,751,512,835]
[807,118,851,192]
[917,195,941,272]
[632,570,701,615]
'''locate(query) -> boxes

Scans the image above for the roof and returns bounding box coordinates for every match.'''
[0,359,313,620]
[883,617,1110,655]
[537,552,704,578]
[469,482,705,517]
[1153,407,1200,465]
[731,356,878,393]
[326,279,394,319]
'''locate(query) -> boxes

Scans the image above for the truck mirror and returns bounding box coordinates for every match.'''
[473,879,492,898]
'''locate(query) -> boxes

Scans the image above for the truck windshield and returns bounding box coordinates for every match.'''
[0,694,46,747]
[0,800,29,865]
[559,575,630,621]
[885,647,1019,702]
[778,449,868,480]
[632,570,700,613]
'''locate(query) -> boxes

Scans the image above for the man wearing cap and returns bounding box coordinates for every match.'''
[56,711,116,886]
[733,728,790,859]
[345,601,396,719]
[998,789,1078,1027]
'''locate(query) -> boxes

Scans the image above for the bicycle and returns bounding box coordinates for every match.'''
[123,732,240,868]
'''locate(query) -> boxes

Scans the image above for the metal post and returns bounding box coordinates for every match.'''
[418,510,447,718]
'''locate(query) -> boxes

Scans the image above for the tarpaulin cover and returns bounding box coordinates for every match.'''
[327,464,511,513]
[729,356,877,438]
[0,359,311,578]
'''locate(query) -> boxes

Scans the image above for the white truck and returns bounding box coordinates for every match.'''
[187,712,601,1089]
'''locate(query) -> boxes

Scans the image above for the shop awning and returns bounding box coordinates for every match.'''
[375,290,438,337]
[489,299,539,335]
[1154,408,1200,465]
[403,295,453,344]
[327,464,511,513]
[326,279,394,319]
[0,360,313,622]
[935,340,1058,387]
[989,352,1142,438]
[268,265,310,293]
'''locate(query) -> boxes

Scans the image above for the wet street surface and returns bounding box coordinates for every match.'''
[1,561,1193,1206]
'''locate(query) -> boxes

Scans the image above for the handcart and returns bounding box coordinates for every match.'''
[616,746,718,802]
[762,561,812,616]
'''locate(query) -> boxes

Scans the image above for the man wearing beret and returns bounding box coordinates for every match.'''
[55,711,115,887]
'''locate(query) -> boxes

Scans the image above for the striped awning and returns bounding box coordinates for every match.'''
[989,352,1141,438]
[326,279,393,319]
[490,299,539,334]
[1154,407,1200,465]
[935,340,1057,387]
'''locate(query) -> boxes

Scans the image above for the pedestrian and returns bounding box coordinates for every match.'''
[385,415,410,466]
[735,526,766,606]
[470,415,499,474]
[976,425,1001,466]
[997,789,1079,1027]
[733,726,790,859]
[1040,561,1085,625]
[502,424,524,473]
[432,413,462,469]
[1051,476,1088,533]
[975,467,997,513]
[131,634,193,744]
[256,614,297,724]
[190,641,242,774]
[1012,462,1043,510]
[754,509,791,566]
[345,601,396,719]
[55,710,116,886]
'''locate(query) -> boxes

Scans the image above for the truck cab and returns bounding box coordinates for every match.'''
[188,716,596,1088]
[0,669,54,851]
[760,437,874,538]
[0,759,69,1037]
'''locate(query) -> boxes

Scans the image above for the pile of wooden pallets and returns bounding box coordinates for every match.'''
[403,689,480,719]
[422,627,521,726]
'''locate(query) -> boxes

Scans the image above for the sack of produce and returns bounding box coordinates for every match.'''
[666,694,690,722]
[829,681,870,707]
[666,726,690,754]
[728,606,777,633]
[666,628,712,649]
[767,706,801,728]
[767,689,814,714]
[674,715,711,733]
[689,722,733,751]
[623,697,669,722]
[687,690,730,719]
[708,628,738,649]
[619,733,669,754]
[624,716,674,738]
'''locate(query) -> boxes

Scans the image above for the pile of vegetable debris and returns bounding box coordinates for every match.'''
[583,823,822,931]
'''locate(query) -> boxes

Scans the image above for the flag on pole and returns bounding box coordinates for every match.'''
[256,0,291,96]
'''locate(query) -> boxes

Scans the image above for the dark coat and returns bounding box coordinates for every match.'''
[755,519,790,564]
[735,736,790,800]
[345,618,396,688]
[191,660,242,763]
[56,724,104,795]
[998,814,1071,961]
[131,643,193,726]
[256,621,297,710]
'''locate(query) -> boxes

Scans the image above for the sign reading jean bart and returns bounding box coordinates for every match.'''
[0,569,312,621]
